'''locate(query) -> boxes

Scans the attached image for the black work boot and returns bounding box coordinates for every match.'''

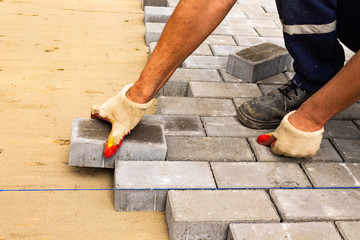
[237,81,313,129]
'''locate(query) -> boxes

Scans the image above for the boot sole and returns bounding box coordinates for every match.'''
[236,107,280,129]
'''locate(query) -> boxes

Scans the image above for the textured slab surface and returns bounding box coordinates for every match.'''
[211,162,310,188]
[336,221,360,240]
[227,222,342,240]
[166,190,279,240]
[188,82,262,98]
[114,161,216,211]
[183,56,228,69]
[68,118,167,168]
[166,137,255,162]
[157,96,237,116]
[144,6,174,23]
[270,189,360,221]
[324,120,360,139]
[332,139,360,162]
[303,163,360,187]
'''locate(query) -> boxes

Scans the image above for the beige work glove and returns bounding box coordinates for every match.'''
[257,111,324,158]
[91,83,153,158]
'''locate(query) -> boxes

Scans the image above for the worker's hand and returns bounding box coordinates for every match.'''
[257,111,324,158]
[91,84,153,158]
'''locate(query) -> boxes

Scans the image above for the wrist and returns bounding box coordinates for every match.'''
[126,82,154,104]
[288,110,325,132]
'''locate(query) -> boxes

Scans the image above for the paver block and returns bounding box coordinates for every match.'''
[226,18,278,28]
[142,0,167,10]
[169,68,222,82]
[244,11,280,21]
[114,161,216,211]
[324,120,360,139]
[270,189,360,221]
[336,221,360,240]
[219,69,246,83]
[183,56,228,69]
[166,190,280,240]
[248,138,342,162]
[258,84,282,95]
[141,115,206,136]
[145,22,165,45]
[255,27,283,37]
[167,0,179,7]
[68,118,166,168]
[257,73,288,85]
[166,136,255,162]
[202,117,271,137]
[210,45,246,57]
[211,162,310,188]
[226,43,292,82]
[332,103,360,120]
[227,222,342,240]
[303,162,360,187]
[144,6,174,23]
[157,96,237,116]
[188,82,262,99]
[204,35,237,46]
[233,36,266,47]
[332,139,360,162]
[212,26,258,36]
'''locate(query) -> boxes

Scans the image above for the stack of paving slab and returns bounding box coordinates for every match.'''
[68,0,360,239]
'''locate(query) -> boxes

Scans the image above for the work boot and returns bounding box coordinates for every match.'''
[237,81,313,129]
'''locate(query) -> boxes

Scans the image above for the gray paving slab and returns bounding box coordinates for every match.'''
[166,136,255,162]
[336,221,360,240]
[219,69,246,83]
[324,120,360,139]
[188,82,262,99]
[166,0,178,8]
[212,26,259,36]
[210,45,246,57]
[166,190,280,240]
[332,103,360,120]
[255,27,283,37]
[144,6,174,23]
[145,22,165,45]
[169,68,222,82]
[355,120,360,129]
[68,118,166,168]
[262,6,279,14]
[233,36,266,47]
[258,84,282,95]
[157,96,237,117]
[204,35,237,46]
[262,36,286,48]
[244,11,280,21]
[183,56,228,69]
[302,162,360,187]
[270,189,360,221]
[114,161,216,211]
[202,117,271,137]
[256,73,288,85]
[227,222,342,240]
[163,81,188,97]
[141,115,206,136]
[211,162,311,188]
[332,139,360,162]
[248,137,343,162]
[149,42,212,58]
[226,18,278,28]
[226,43,292,83]
[237,2,265,12]
[142,0,167,10]
[284,71,295,80]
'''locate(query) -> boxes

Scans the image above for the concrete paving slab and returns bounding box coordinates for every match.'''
[166,190,280,240]
[157,96,237,116]
[145,22,165,45]
[141,115,206,137]
[114,161,216,211]
[166,136,255,162]
[149,42,212,58]
[169,68,222,83]
[212,162,310,188]
[204,35,237,46]
[212,26,259,36]
[302,162,360,187]
[244,11,280,21]
[226,18,278,28]
[68,118,167,168]
[144,6,174,23]
[227,222,342,240]
[270,189,360,221]
[219,69,246,83]
[210,45,246,57]
[248,137,342,162]
[167,0,179,8]
[183,56,228,69]
[226,43,292,82]
[332,103,360,120]
[258,84,282,95]
[336,221,360,240]
[202,117,270,137]
[233,36,266,47]
[332,139,360,162]
[257,73,287,85]
[142,0,167,10]
[255,27,283,37]
[324,120,360,139]
[188,82,262,99]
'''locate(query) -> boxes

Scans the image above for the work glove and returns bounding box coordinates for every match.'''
[257,111,324,158]
[91,83,153,158]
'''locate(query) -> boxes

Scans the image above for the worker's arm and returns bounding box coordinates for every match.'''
[92,0,237,157]
[258,50,360,158]
[127,0,237,103]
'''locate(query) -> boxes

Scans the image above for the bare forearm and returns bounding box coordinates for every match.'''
[127,0,236,103]
[290,50,360,131]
